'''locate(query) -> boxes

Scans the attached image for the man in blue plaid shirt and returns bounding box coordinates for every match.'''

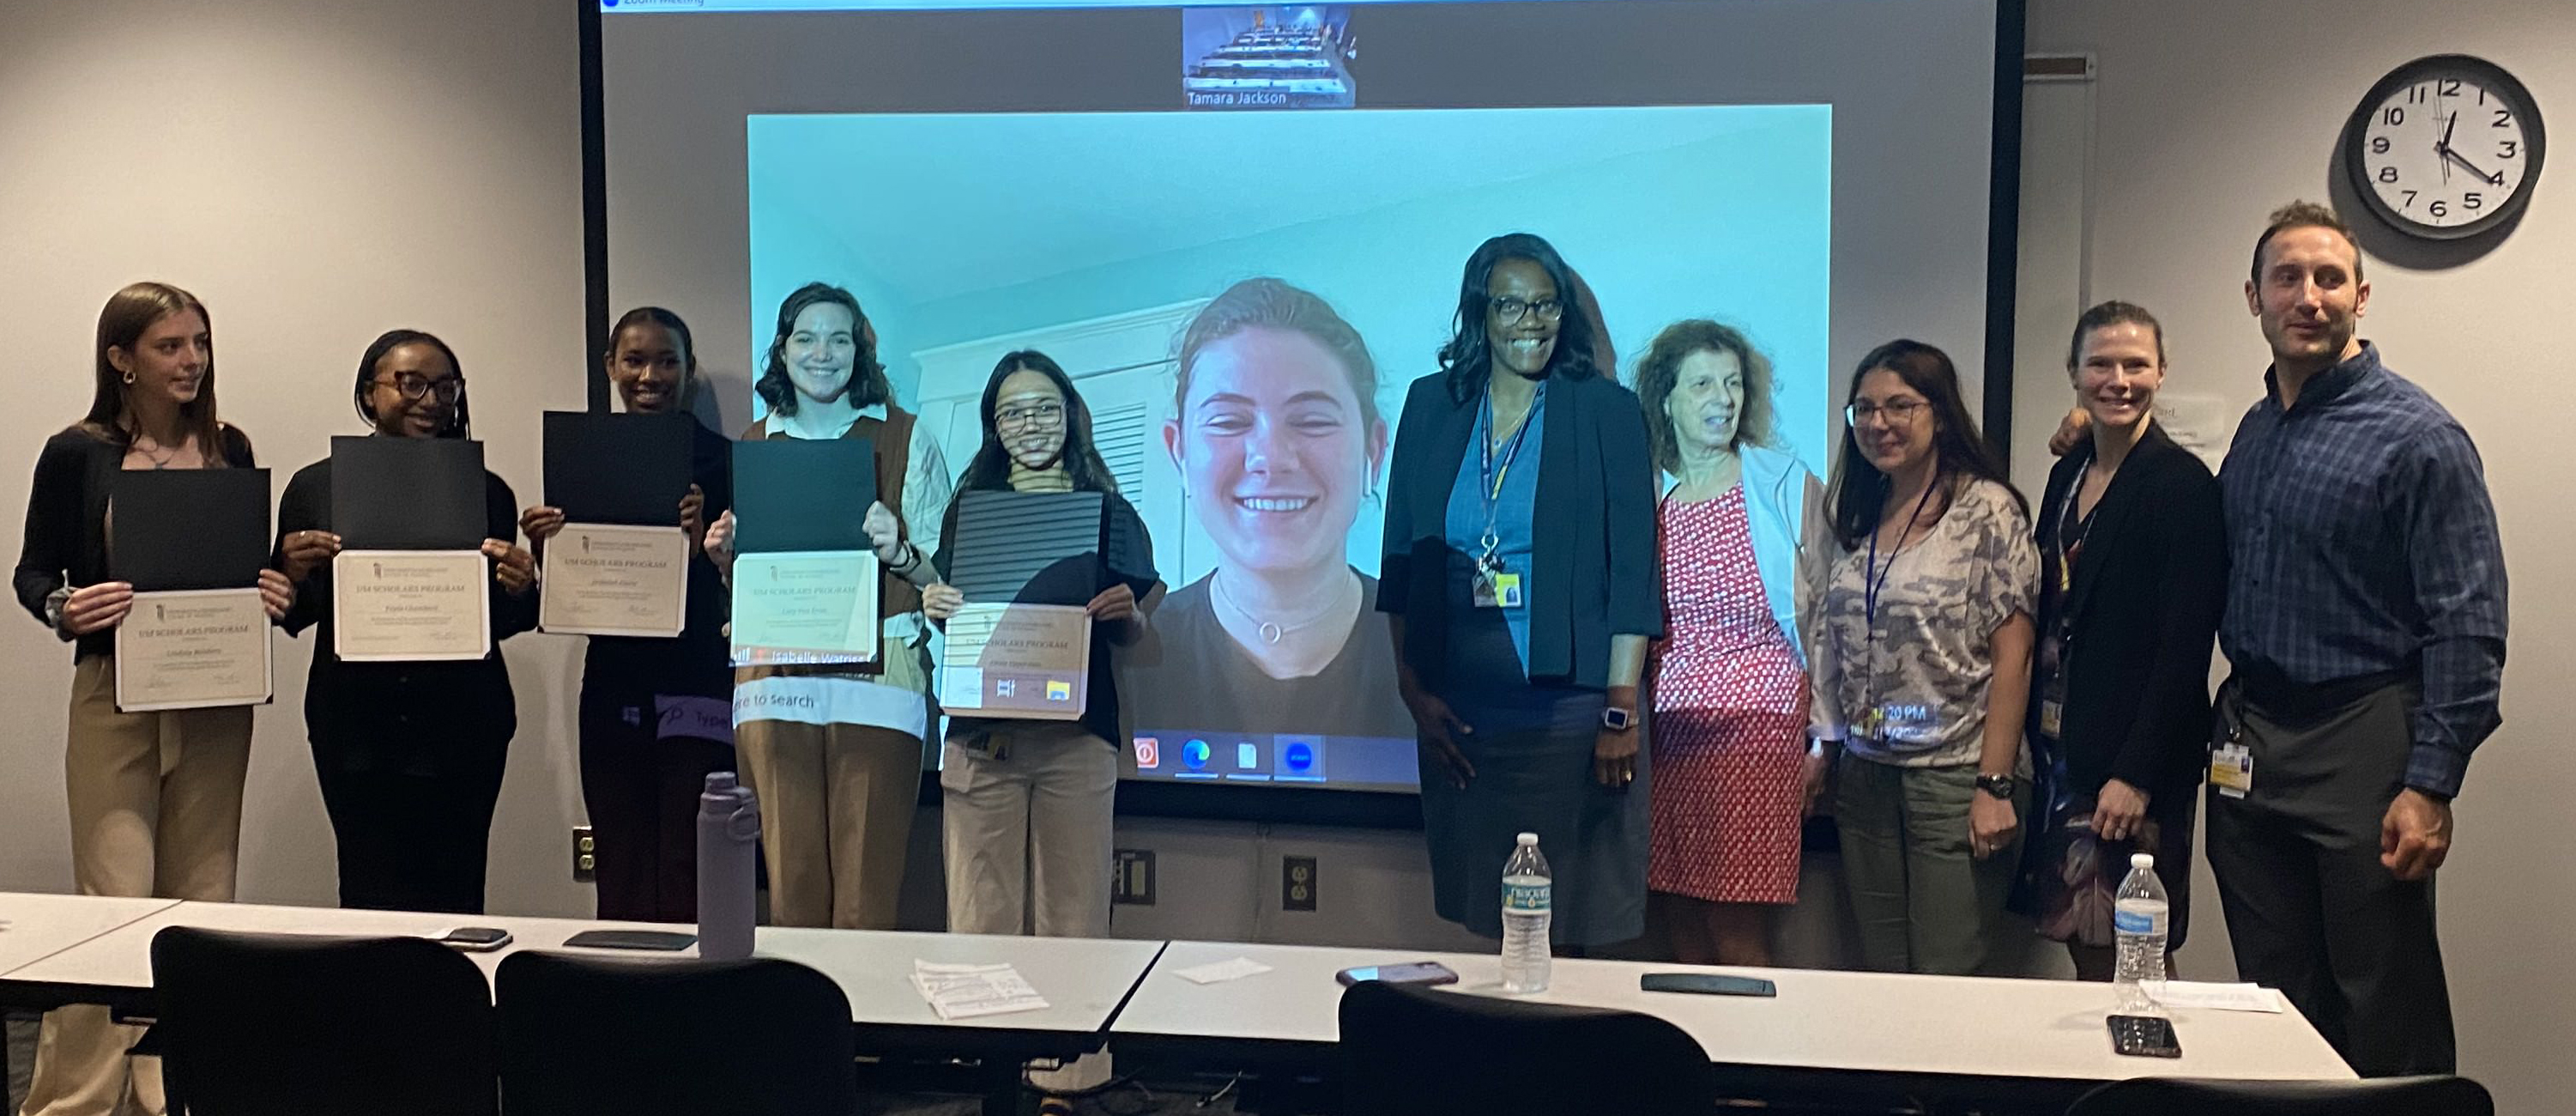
[2205,201,2507,1077]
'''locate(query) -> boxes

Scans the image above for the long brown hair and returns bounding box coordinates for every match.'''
[83,282,227,461]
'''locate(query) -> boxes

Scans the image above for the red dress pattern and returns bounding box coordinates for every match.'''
[1648,488,1809,904]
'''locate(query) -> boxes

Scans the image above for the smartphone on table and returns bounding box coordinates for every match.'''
[1639,972,1776,998]
[2107,1014,2181,1058]
[1335,961,1460,987]
[433,927,514,953]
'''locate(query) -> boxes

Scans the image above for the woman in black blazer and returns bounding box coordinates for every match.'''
[1379,233,1661,948]
[274,329,540,915]
[2013,301,2225,980]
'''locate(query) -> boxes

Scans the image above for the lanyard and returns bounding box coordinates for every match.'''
[1863,474,1940,627]
[1478,382,1543,555]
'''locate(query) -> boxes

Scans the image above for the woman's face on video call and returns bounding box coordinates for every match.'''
[995,368,1068,470]
[782,301,856,405]
[1169,327,1384,578]
[1666,348,1746,452]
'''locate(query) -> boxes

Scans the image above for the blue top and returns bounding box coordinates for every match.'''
[2219,342,2507,798]
[1443,386,1546,675]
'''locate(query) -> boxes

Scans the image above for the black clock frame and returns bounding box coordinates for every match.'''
[2343,53,2547,241]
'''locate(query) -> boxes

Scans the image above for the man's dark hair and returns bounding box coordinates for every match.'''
[2250,200,2364,285]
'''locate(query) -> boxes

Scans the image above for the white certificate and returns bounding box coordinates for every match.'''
[539,523,689,638]
[729,549,880,667]
[332,549,493,662]
[939,602,1091,721]
[113,587,273,712]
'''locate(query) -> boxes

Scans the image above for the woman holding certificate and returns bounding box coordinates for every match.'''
[274,329,539,916]
[13,282,295,1116]
[519,306,735,922]
[700,282,952,931]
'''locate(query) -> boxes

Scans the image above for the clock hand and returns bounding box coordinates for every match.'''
[2440,145,2504,186]
[2437,111,2459,183]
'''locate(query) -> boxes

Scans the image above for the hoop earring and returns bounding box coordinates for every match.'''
[121,372,136,385]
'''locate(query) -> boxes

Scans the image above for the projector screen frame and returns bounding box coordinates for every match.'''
[575,0,2029,830]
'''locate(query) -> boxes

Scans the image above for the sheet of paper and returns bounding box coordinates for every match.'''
[539,523,690,637]
[113,588,273,712]
[2144,980,2284,1013]
[1173,957,1273,985]
[331,549,493,662]
[910,960,1049,1021]
[938,602,1090,720]
[729,549,880,665]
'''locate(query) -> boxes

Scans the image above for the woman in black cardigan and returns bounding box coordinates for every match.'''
[274,329,539,915]
[1379,234,1661,947]
[2013,301,2226,979]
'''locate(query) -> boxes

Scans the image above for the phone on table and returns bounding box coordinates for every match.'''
[434,927,514,953]
[2107,1014,2181,1058]
[562,929,698,951]
[1639,973,1776,998]
[1335,961,1460,988]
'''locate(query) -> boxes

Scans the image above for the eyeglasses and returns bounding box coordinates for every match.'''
[378,373,466,403]
[996,401,1065,431]
[1845,398,1930,428]
[1487,295,1563,326]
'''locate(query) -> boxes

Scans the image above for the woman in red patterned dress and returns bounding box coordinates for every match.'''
[1637,321,1835,966]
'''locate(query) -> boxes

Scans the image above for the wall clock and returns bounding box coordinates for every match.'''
[2344,54,2544,240]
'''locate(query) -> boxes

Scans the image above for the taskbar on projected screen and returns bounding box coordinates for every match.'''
[602,0,1610,11]
[1130,729,1419,792]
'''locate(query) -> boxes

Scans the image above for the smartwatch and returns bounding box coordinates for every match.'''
[1974,773,2017,800]
[1601,706,1636,731]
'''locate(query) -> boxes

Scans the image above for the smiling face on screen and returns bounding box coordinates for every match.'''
[1167,326,1385,579]
[782,300,856,406]
[995,368,1068,470]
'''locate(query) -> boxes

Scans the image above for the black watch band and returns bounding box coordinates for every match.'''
[1974,773,2017,800]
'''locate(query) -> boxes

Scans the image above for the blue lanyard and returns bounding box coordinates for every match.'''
[1863,475,1940,627]
[1478,382,1543,555]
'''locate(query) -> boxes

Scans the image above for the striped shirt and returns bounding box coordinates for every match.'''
[2219,343,2506,798]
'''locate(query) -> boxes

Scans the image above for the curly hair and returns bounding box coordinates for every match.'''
[1633,318,1777,472]
[755,282,892,416]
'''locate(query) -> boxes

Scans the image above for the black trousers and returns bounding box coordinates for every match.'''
[578,685,735,923]
[2205,678,2453,1077]
[312,732,510,916]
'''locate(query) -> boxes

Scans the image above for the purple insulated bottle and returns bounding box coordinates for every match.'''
[697,772,760,961]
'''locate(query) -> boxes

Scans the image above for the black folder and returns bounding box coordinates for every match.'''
[542,411,694,526]
[108,469,272,591]
[330,436,487,549]
[731,437,875,554]
[944,489,1105,606]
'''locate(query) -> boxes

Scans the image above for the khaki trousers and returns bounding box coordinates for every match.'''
[939,727,1116,938]
[24,655,252,1116]
[734,718,922,930]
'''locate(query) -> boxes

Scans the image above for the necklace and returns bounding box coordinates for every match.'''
[131,437,183,470]
[1212,567,1351,646]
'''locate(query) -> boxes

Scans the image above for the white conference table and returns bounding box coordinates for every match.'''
[1114,940,2355,1112]
[0,894,182,980]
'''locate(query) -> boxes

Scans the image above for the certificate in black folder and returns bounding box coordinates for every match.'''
[728,437,880,666]
[330,436,487,549]
[542,411,692,526]
[940,489,1104,720]
[109,469,275,713]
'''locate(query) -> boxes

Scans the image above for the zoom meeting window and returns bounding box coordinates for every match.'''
[601,0,2002,797]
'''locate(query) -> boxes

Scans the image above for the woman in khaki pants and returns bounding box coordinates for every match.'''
[11,283,294,1116]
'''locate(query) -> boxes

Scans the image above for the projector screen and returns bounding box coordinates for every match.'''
[593,0,2013,806]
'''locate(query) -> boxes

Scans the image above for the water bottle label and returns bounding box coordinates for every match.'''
[2114,907,2166,935]
[1503,882,1551,913]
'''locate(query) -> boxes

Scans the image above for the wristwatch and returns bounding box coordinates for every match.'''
[1974,773,2017,800]
[1600,706,1636,731]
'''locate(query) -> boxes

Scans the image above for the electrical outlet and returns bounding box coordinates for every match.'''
[1113,848,1156,905]
[1282,855,1317,913]
[571,826,596,883]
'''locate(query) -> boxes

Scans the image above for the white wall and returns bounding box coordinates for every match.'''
[2021,2,2574,1111]
[0,0,596,915]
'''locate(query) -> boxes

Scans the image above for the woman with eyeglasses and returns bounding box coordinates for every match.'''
[273,329,540,914]
[518,306,735,922]
[700,282,952,931]
[1379,233,1661,949]
[14,282,296,1116]
[1813,339,2038,974]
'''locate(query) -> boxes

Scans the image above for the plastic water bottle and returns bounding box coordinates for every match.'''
[1500,832,1552,994]
[2113,852,2169,1015]
[696,772,761,961]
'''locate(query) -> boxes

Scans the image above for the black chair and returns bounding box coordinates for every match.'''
[1338,979,1711,1116]
[495,950,858,1116]
[2068,1075,2494,1116]
[149,925,499,1116]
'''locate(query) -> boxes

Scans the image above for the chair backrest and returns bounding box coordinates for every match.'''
[2068,1075,2495,1116]
[149,925,499,1116]
[1338,980,1712,1116]
[495,950,858,1116]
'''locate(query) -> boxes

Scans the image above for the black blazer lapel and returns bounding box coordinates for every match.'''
[2061,423,2179,626]
[1528,377,1575,680]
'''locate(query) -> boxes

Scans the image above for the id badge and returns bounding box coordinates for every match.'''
[1472,566,1524,609]
[2210,741,2254,798]
[2037,698,2063,738]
